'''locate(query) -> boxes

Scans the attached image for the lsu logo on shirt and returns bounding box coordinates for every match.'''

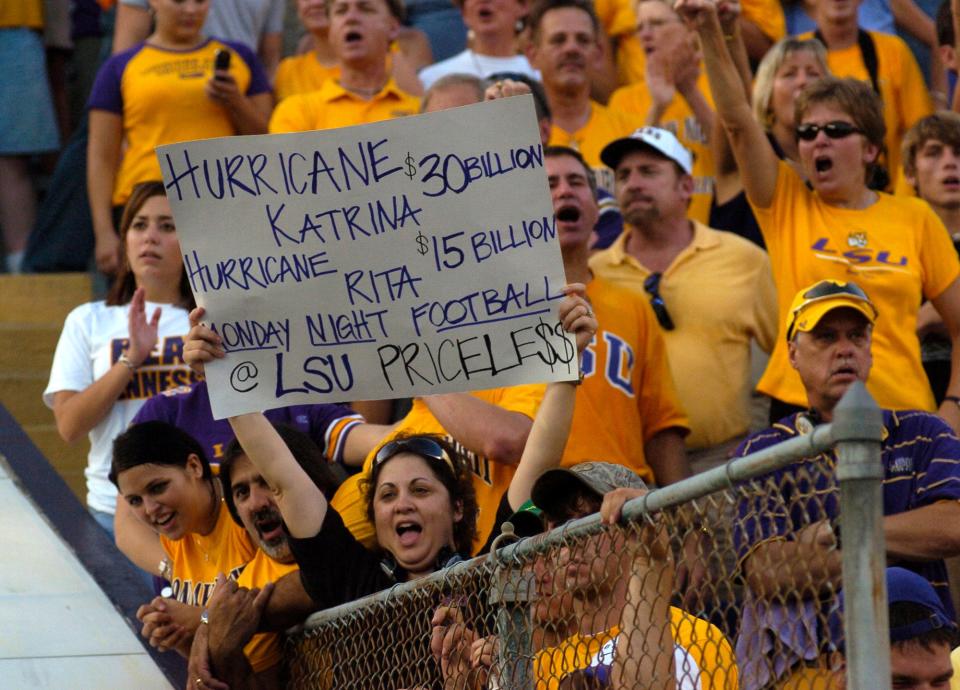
[113,336,203,401]
[810,236,908,269]
[580,331,635,397]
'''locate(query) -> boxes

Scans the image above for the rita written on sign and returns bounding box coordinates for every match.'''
[158,95,574,419]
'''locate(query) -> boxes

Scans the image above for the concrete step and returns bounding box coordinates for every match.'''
[0,273,96,505]
[0,323,62,372]
[0,372,53,428]
[0,274,92,325]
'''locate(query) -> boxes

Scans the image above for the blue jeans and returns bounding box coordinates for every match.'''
[88,505,115,537]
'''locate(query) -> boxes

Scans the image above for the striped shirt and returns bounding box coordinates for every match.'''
[734,409,960,618]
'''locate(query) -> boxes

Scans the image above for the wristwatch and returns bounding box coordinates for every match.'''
[157,556,172,581]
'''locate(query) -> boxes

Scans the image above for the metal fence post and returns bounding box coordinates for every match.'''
[488,528,536,690]
[832,381,888,688]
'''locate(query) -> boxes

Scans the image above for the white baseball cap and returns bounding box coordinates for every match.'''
[600,127,693,174]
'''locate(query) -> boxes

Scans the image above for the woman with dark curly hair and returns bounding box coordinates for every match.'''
[226,409,479,608]
[220,286,595,608]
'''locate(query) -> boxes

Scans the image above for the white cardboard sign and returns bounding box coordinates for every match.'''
[158,96,575,419]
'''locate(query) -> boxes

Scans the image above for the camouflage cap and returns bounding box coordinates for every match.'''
[531,462,648,521]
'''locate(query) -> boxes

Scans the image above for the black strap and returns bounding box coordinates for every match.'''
[814,28,881,98]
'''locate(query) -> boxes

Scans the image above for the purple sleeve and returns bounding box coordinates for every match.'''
[87,47,140,113]
[909,413,960,505]
[307,404,363,464]
[227,40,272,96]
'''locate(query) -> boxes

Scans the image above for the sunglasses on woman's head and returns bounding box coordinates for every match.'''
[795,121,863,141]
[374,437,455,472]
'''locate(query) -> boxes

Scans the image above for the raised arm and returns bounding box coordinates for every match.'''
[419,394,533,466]
[506,284,597,509]
[678,0,779,208]
[227,413,328,539]
[711,0,755,195]
[53,288,160,442]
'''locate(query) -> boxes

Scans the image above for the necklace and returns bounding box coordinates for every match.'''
[338,80,384,99]
[192,481,223,563]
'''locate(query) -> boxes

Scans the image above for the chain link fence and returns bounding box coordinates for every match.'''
[285,383,889,689]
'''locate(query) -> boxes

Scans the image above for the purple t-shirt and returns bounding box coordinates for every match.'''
[131,381,362,468]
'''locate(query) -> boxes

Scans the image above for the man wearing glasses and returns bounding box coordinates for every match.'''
[733,279,960,688]
[589,127,777,475]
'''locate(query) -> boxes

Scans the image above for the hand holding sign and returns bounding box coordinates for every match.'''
[160,96,575,419]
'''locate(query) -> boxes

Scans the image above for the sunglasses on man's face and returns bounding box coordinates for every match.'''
[795,121,863,141]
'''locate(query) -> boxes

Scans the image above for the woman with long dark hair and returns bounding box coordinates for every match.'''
[44,181,200,534]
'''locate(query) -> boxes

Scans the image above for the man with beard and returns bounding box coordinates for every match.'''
[544,145,690,487]
[590,127,777,474]
[190,425,341,690]
[268,0,419,133]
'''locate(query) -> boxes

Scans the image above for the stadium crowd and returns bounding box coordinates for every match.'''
[12,0,960,684]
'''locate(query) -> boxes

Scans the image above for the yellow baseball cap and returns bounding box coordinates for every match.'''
[785,280,879,341]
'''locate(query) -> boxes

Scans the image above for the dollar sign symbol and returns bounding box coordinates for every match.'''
[416,231,429,255]
[405,152,417,179]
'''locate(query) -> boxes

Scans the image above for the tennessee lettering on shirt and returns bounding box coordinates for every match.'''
[111,336,203,401]
[169,564,245,607]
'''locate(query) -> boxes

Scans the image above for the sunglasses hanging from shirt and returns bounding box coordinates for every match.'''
[643,272,675,331]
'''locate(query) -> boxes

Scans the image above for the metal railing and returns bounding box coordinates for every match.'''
[285,382,887,689]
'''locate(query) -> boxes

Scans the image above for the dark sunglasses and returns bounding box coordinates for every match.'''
[795,121,863,141]
[374,437,455,472]
[800,280,871,303]
[643,272,675,331]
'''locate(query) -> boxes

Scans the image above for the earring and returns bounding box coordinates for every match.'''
[515,18,525,33]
